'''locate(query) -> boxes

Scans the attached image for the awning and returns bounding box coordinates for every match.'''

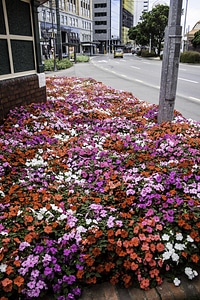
[34,0,49,6]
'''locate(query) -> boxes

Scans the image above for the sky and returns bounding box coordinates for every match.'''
[149,0,200,33]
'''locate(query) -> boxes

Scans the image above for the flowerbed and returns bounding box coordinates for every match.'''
[0,76,200,300]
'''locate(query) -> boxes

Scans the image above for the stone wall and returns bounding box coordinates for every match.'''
[0,74,46,124]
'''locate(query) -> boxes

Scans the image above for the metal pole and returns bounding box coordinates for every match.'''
[55,0,62,60]
[50,0,57,72]
[157,0,183,124]
[183,0,188,52]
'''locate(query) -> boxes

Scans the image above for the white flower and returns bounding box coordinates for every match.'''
[162,234,170,241]
[185,267,198,280]
[186,235,194,243]
[172,252,179,263]
[166,242,173,250]
[174,243,186,251]
[86,218,92,225]
[0,263,7,272]
[162,251,171,261]
[57,214,68,221]
[173,277,181,286]
[0,231,8,236]
[176,233,183,241]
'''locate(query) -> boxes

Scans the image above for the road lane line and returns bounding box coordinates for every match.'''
[189,97,200,102]
[178,77,198,84]
[130,66,140,69]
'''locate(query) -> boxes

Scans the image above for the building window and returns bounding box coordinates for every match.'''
[94,3,107,8]
[0,0,36,78]
[95,21,107,26]
[94,12,107,17]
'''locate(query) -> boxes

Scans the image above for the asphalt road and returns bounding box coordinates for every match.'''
[46,53,200,121]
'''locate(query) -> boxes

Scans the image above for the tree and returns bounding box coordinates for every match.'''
[191,30,200,48]
[128,5,169,55]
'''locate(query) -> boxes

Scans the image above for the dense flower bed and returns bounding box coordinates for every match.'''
[0,77,200,300]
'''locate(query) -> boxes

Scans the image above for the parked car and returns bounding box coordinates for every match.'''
[131,47,140,55]
[114,48,123,58]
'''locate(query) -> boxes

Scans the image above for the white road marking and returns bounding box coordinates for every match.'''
[178,77,198,84]
[130,66,140,69]
[189,97,200,102]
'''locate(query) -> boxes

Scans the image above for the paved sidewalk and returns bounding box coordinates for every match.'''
[79,273,200,300]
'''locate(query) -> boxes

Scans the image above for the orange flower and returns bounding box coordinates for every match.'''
[191,254,199,264]
[105,262,115,272]
[92,247,101,257]
[76,269,84,279]
[96,264,104,273]
[131,262,138,271]
[131,237,139,247]
[156,243,165,252]
[123,260,131,269]
[24,215,34,223]
[123,274,131,287]
[86,256,94,267]
[54,194,62,201]
[140,278,150,290]
[144,252,153,262]
[86,276,96,284]
[1,278,13,292]
[14,276,24,287]
[6,266,14,275]
[44,225,53,234]
[13,260,21,267]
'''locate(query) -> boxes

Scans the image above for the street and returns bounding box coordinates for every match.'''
[46,53,200,121]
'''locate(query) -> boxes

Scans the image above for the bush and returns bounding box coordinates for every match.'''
[44,58,73,71]
[141,50,156,57]
[76,55,90,63]
[180,51,200,63]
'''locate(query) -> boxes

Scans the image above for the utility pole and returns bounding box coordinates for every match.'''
[55,0,62,60]
[157,0,183,124]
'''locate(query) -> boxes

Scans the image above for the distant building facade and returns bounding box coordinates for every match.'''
[134,0,149,26]
[38,0,95,58]
[185,20,200,52]
[93,0,134,54]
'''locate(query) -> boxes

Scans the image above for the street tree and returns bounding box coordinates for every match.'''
[128,5,169,55]
[191,30,200,48]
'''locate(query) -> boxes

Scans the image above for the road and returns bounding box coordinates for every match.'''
[47,53,200,121]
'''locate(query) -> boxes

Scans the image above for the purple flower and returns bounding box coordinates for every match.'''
[54,264,61,272]
[58,296,65,300]
[31,269,39,278]
[44,267,53,276]
[19,241,30,251]
[72,287,81,296]
[70,244,78,253]
[27,281,36,289]
[67,293,75,299]
[63,249,71,257]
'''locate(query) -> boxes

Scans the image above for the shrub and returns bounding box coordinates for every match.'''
[76,55,90,63]
[141,50,156,57]
[44,58,73,71]
[180,51,200,63]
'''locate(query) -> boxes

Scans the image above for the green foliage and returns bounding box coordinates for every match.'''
[76,55,90,62]
[141,50,156,57]
[180,51,200,63]
[191,30,200,48]
[44,58,73,71]
[128,5,169,55]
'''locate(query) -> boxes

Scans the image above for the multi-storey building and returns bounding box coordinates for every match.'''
[134,0,149,26]
[93,0,134,54]
[37,0,94,58]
